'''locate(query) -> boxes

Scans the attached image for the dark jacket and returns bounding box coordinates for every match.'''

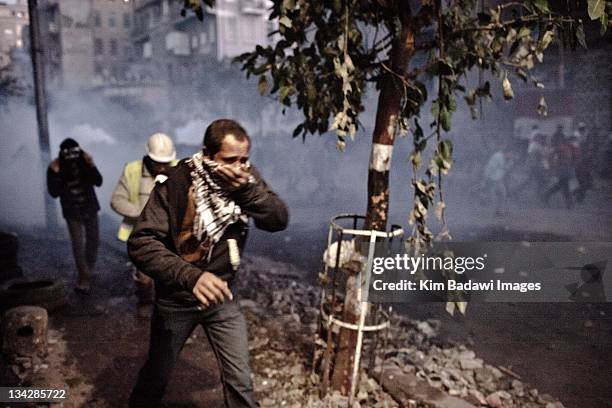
[47,159,103,219]
[127,161,289,306]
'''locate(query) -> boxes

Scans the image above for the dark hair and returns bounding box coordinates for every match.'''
[59,137,83,163]
[203,119,250,156]
[58,138,85,178]
[60,138,79,150]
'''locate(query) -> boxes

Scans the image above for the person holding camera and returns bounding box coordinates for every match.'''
[47,138,103,293]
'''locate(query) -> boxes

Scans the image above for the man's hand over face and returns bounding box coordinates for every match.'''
[215,164,250,191]
[83,151,95,167]
[192,271,233,307]
[50,159,60,173]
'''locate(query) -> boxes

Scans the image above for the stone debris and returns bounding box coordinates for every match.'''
[2,328,96,407]
[235,256,566,408]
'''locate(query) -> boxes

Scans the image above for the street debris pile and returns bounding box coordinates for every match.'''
[380,316,566,408]
[236,255,566,408]
[236,256,401,408]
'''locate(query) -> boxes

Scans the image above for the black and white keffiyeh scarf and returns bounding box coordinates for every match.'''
[186,151,249,254]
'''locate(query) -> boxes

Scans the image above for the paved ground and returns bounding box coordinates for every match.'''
[51,295,225,407]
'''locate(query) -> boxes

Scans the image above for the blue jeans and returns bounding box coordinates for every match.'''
[129,300,256,407]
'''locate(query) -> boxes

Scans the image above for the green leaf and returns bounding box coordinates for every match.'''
[306,83,317,103]
[439,140,453,161]
[279,16,292,28]
[475,81,491,98]
[538,30,554,52]
[502,74,514,100]
[292,124,304,138]
[587,0,605,20]
[464,90,476,106]
[533,0,549,13]
[415,140,427,152]
[600,12,609,35]
[279,85,293,103]
[431,100,440,118]
[252,64,269,75]
[536,95,548,116]
[414,180,428,194]
[437,60,454,76]
[282,0,295,11]
[517,26,531,40]
[576,21,587,48]
[258,75,268,95]
[440,107,451,132]
[448,95,457,113]
[410,151,422,168]
[414,119,423,139]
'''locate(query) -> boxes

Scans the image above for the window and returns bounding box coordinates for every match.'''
[110,39,118,56]
[143,41,152,58]
[94,11,101,27]
[123,13,131,28]
[109,12,116,28]
[94,38,104,55]
[241,19,257,44]
[165,31,190,55]
[225,18,237,43]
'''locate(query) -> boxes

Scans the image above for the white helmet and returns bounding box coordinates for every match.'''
[146,133,176,163]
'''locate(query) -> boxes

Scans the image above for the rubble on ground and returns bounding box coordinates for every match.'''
[237,256,566,408]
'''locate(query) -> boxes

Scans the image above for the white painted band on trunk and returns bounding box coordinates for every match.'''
[369,143,393,172]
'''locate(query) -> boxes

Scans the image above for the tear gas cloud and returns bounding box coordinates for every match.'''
[1,62,610,268]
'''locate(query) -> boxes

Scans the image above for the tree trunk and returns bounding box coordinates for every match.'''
[330,3,415,394]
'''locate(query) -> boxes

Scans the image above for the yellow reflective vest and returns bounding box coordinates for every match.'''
[117,159,178,242]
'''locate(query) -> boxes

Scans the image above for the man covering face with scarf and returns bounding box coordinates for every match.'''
[127,119,289,408]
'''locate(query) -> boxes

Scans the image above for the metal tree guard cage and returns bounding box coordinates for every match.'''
[316,214,404,404]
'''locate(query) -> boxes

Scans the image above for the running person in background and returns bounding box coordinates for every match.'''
[47,138,103,293]
[483,148,509,215]
[544,130,577,209]
[111,133,177,317]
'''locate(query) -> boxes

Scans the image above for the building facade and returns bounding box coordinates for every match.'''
[31,0,134,89]
[131,0,271,84]
[25,0,272,90]
[91,0,134,84]
[0,0,28,67]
